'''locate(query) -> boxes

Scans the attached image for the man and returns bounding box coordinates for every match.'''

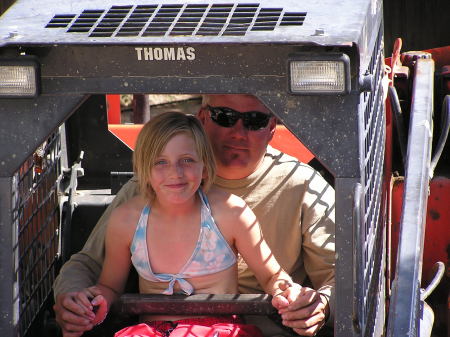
[53,94,335,337]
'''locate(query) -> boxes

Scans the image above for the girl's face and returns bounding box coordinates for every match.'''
[149,133,205,205]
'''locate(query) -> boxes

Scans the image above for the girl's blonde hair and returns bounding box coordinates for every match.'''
[133,111,216,201]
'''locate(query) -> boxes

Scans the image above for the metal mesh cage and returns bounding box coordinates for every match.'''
[356,27,386,337]
[11,132,62,336]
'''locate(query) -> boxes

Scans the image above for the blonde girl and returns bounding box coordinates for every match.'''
[74,111,300,337]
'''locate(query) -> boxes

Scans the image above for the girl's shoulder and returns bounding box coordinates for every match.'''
[109,195,147,228]
[205,186,246,208]
[204,187,249,221]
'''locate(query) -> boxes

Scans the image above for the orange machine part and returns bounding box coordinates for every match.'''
[106,95,315,163]
[108,123,315,163]
[269,125,314,163]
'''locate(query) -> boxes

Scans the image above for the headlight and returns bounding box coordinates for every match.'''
[289,54,350,94]
[0,59,40,97]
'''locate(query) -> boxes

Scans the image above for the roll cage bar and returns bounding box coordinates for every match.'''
[0,0,442,336]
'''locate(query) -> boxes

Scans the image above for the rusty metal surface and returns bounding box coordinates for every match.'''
[118,293,277,316]
[392,177,450,285]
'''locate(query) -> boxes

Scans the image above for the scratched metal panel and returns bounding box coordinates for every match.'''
[0,0,381,47]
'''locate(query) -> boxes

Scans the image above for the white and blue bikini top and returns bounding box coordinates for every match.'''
[130,189,237,295]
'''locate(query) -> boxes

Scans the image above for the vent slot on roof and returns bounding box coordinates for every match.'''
[46,4,307,37]
[196,4,233,36]
[68,10,104,33]
[46,15,76,28]
[223,3,258,36]
[280,12,306,26]
[251,8,281,31]
[90,6,132,37]
[117,5,158,36]
[170,4,208,36]
[142,4,183,36]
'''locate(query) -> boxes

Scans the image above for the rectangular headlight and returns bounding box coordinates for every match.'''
[289,54,350,94]
[0,60,39,97]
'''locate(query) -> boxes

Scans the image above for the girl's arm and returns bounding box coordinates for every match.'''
[226,195,300,302]
[74,205,135,325]
[96,205,134,305]
[219,192,329,336]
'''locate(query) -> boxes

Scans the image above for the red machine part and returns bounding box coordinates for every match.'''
[391,176,450,285]
[386,43,450,281]
[106,94,121,124]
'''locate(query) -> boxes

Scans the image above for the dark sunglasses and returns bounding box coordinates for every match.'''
[207,105,271,131]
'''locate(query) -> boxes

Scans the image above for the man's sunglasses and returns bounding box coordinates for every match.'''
[207,105,271,131]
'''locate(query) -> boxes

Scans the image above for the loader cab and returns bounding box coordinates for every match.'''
[0,0,389,336]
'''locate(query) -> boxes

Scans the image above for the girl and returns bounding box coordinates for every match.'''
[74,111,300,337]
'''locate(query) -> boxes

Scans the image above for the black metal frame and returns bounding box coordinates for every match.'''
[6,133,62,337]
[0,1,387,336]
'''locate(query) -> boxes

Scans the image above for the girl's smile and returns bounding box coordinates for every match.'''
[149,133,205,205]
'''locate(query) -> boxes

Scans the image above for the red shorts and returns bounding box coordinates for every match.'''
[114,316,264,337]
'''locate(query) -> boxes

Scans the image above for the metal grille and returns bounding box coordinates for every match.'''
[223,3,258,36]
[91,5,133,37]
[279,12,306,26]
[171,4,208,36]
[67,10,103,33]
[12,133,61,336]
[45,3,307,37]
[252,8,282,31]
[357,27,386,337]
[143,4,183,36]
[196,4,233,36]
[117,5,157,36]
[45,14,76,28]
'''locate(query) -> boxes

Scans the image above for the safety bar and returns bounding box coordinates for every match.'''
[116,293,276,316]
[386,57,435,337]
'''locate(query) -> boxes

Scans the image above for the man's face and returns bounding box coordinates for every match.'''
[198,95,276,180]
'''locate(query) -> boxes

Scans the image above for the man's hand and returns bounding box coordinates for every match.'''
[54,291,96,337]
[53,287,107,337]
[275,285,329,336]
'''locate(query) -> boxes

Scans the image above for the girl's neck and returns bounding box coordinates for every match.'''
[151,193,199,217]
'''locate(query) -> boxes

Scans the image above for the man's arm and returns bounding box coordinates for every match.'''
[281,168,336,336]
[301,170,335,322]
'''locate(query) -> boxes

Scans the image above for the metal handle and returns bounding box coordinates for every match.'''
[420,261,445,301]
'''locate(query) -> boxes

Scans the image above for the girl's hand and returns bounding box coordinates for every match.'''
[271,282,302,310]
[76,286,109,326]
[90,294,108,326]
[275,286,330,336]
